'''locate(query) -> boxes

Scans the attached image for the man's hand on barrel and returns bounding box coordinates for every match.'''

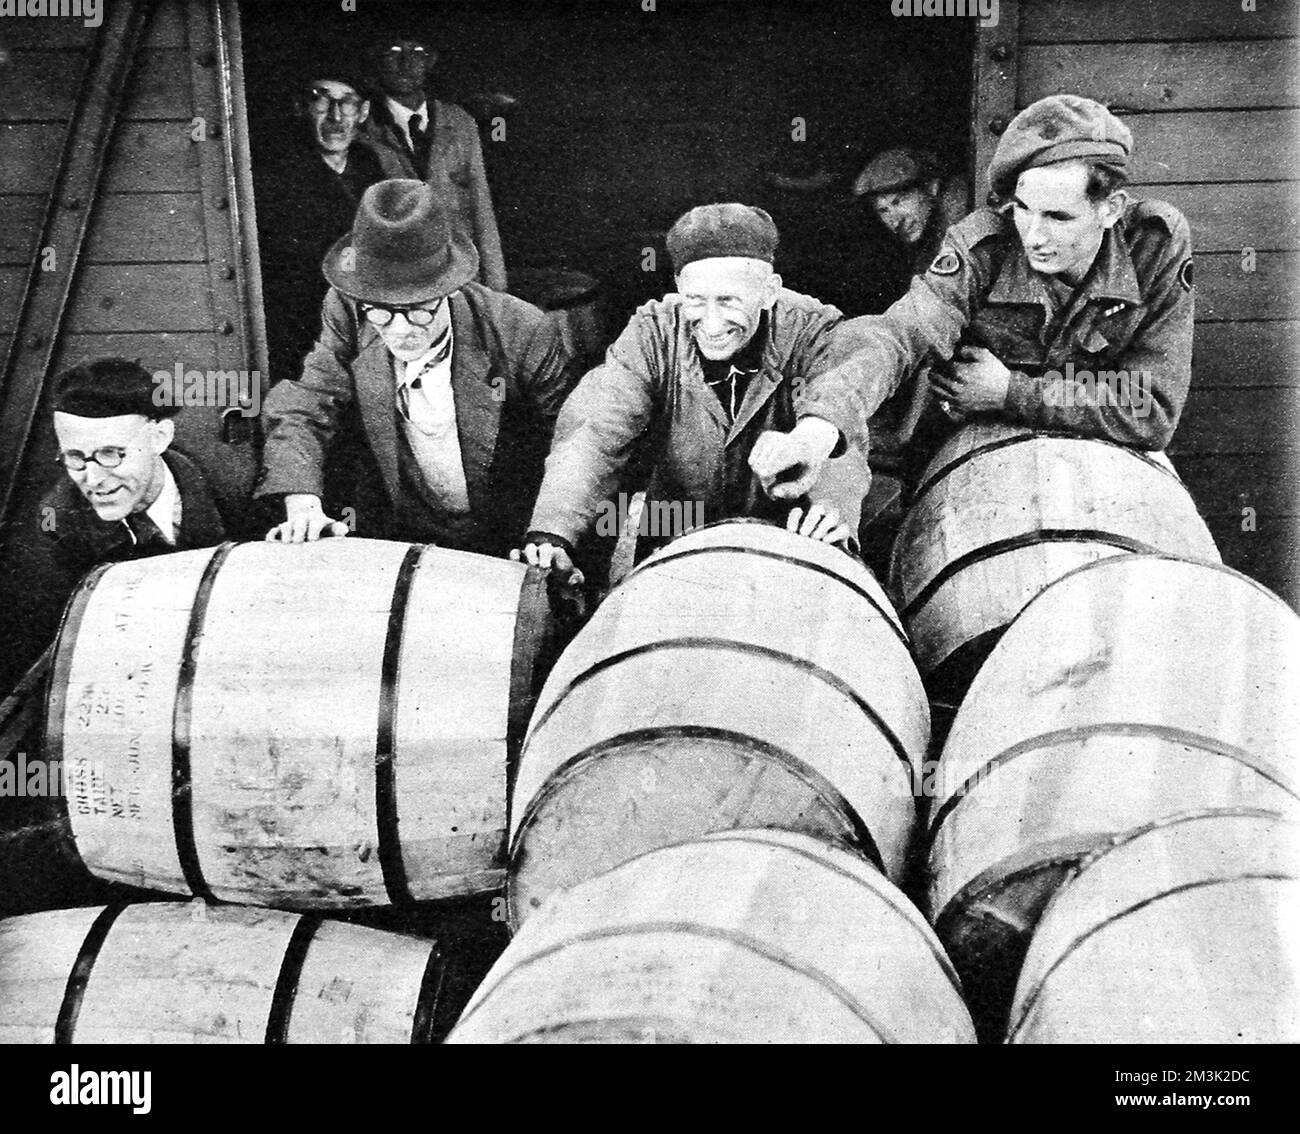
[931,345,1010,415]
[513,533,585,587]
[265,494,351,543]
[749,417,839,500]
[786,503,852,547]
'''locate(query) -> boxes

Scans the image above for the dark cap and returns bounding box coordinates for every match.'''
[852,148,940,197]
[988,94,1133,197]
[666,203,779,274]
[53,357,177,419]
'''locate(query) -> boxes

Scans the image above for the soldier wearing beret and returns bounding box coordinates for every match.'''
[840,94,1195,478]
[518,202,874,583]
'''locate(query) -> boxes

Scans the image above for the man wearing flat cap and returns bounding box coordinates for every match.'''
[255,179,578,554]
[22,357,229,650]
[838,94,1195,471]
[519,202,874,581]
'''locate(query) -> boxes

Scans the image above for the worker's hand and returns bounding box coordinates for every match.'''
[749,416,840,501]
[931,346,1011,415]
[512,536,585,588]
[265,494,350,542]
[786,504,852,546]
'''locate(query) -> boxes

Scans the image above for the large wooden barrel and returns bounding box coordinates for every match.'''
[0,900,465,1043]
[1008,811,1300,1043]
[889,421,1220,691]
[44,540,552,908]
[508,520,929,925]
[928,554,1300,1039]
[449,829,975,1044]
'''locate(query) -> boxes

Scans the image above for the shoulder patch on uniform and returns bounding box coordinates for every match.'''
[1179,259,1194,291]
[929,248,962,276]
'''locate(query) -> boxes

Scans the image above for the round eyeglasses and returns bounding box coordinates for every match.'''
[58,446,129,471]
[360,301,445,327]
[307,88,364,116]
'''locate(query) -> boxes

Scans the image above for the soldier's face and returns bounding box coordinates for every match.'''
[677,258,780,362]
[53,412,171,522]
[1012,162,1124,284]
[304,79,368,156]
[871,185,935,246]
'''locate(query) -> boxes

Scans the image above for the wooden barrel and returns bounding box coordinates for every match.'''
[1008,811,1300,1043]
[43,540,552,908]
[0,900,465,1043]
[508,520,929,925]
[449,829,975,1044]
[889,421,1220,691]
[928,554,1300,1040]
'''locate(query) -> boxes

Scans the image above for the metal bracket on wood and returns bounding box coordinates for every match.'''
[968,0,1020,209]
[0,0,149,527]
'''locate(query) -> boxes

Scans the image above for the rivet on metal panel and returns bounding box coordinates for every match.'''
[214,195,230,210]
[196,49,216,67]
[990,44,1010,62]
[218,265,235,280]
[63,197,82,211]
[988,117,1007,135]
[217,320,234,335]
[27,334,43,349]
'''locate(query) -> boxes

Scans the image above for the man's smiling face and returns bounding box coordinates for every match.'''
[304,78,368,157]
[677,257,780,362]
[53,412,171,522]
[1011,160,1125,285]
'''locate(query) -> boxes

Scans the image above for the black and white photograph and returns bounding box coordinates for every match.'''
[0,0,1295,1100]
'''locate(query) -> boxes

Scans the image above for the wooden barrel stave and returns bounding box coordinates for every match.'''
[509,522,928,923]
[0,901,450,1044]
[451,829,975,1044]
[928,555,1300,1039]
[1008,812,1300,1043]
[890,422,1220,678]
[46,540,550,907]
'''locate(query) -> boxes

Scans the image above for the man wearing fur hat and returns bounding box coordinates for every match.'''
[256,179,578,555]
[840,94,1195,474]
[518,202,874,583]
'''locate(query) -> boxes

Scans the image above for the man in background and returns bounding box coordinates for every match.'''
[364,33,508,292]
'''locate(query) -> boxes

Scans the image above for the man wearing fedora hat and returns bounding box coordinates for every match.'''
[518,202,875,583]
[255,179,578,555]
[828,94,1195,473]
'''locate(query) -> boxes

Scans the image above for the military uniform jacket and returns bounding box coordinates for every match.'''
[255,282,579,557]
[364,98,508,293]
[850,197,1195,451]
[527,289,874,548]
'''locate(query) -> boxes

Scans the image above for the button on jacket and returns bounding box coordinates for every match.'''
[847,197,1195,451]
[527,288,873,550]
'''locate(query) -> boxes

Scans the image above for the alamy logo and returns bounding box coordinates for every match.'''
[0,0,102,27]
[50,1066,151,1115]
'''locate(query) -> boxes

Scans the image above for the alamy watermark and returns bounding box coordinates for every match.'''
[0,0,101,26]
[593,493,705,540]
[891,0,999,28]
[152,363,261,418]
[1042,362,1154,416]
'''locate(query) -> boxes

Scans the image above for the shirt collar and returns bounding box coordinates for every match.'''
[144,459,179,542]
[990,218,1143,308]
[395,320,454,384]
[386,96,429,133]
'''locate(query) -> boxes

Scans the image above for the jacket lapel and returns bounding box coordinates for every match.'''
[449,292,501,522]
[353,325,404,505]
[166,451,226,547]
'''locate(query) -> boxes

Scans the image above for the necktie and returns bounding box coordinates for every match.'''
[125,510,170,552]
[397,326,454,429]
[408,112,431,172]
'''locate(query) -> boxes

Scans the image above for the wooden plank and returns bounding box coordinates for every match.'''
[1195,252,1300,322]
[1172,385,1300,454]
[121,49,194,121]
[143,0,187,48]
[1128,111,1300,183]
[0,19,97,50]
[1177,453,1300,517]
[0,51,83,122]
[0,195,45,264]
[1134,182,1300,253]
[971,0,1020,206]
[1210,522,1299,608]
[56,332,220,374]
[0,266,23,322]
[64,263,214,333]
[1023,0,1300,42]
[84,192,206,262]
[101,120,200,192]
[0,123,66,193]
[1020,40,1299,112]
[1192,322,1300,388]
